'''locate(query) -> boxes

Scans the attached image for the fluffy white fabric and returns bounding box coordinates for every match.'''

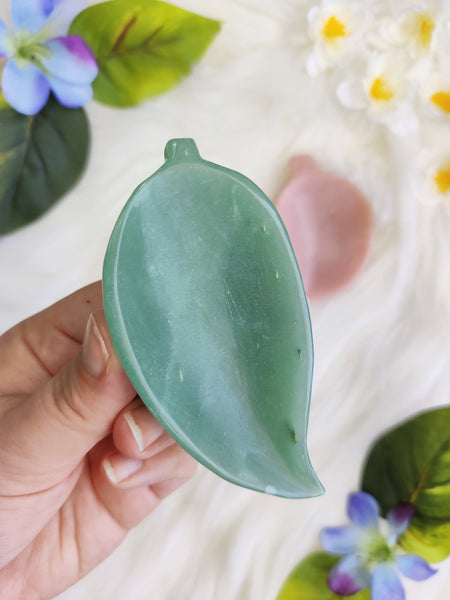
[0,0,449,598]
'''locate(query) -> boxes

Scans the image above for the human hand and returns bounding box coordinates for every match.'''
[0,282,197,599]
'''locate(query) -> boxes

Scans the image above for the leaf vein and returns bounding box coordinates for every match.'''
[11,115,36,207]
[409,437,450,504]
[0,139,28,157]
[98,25,166,60]
[111,15,138,54]
[39,110,70,161]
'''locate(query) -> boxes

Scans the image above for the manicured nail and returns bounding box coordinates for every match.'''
[103,454,142,484]
[124,410,145,452]
[82,314,109,377]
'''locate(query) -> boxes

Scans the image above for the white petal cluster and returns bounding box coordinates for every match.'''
[303,0,450,203]
[305,0,371,76]
[419,145,450,204]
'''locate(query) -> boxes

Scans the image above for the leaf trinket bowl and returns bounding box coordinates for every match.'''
[103,139,323,499]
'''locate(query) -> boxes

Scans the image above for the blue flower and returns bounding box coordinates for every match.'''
[320,492,437,599]
[0,0,98,115]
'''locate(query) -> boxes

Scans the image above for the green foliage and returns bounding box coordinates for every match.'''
[362,406,450,562]
[0,94,89,234]
[70,0,221,106]
[276,553,370,600]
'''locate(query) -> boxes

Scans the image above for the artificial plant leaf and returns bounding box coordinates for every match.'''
[276,552,370,600]
[401,519,450,564]
[103,139,323,498]
[70,0,220,107]
[0,94,89,234]
[361,406,450,562]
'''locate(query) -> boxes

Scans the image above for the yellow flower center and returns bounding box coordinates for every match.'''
[322,16,347,40]
[370,77,394,102]
[434,165,450,193]
[406,12,435,48]
[431,92,450,114]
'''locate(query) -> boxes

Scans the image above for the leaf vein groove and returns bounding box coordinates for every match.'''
[111,15,138,54]
[409,437,450,504]
[98,25,166,60]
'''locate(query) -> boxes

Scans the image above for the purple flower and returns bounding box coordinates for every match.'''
[320,492,437,599]
[0,0,98,115]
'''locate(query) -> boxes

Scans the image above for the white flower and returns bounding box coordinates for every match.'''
[305,0,371,76]
[379,0,450,59]
[420,71,450,118]
[419,147,450,205]
[337,53,419,135]
[381,11,437,55]
[433,161,450,195]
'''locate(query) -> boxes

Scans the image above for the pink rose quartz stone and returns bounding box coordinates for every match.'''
[275,156,373,299]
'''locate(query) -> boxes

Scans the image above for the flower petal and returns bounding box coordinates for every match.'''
[328,555,370,596]
[320,526,360,554]
[307,6,320,27]
[11,0,55,34]
[337,79,367,110]
[48,76,92,107]
[387,503,415,539]
[0,19,9,56]
[40,0,87,37]
[42,36,98,84]
[395,554,437,581]
[371,563,405,600]
[1,59,50,115]
[348,492,380,528]
[305,49,328,77]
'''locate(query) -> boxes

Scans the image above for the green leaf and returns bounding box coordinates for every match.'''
[0,95,89,234]
[401,519,450,564]
[70,0,221,107]
[361,406,450,562]
[276,553,370,600]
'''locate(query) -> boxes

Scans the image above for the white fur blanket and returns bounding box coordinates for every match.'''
[0,1,449,599]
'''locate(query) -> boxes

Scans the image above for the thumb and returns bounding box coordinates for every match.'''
[0,311,137,492]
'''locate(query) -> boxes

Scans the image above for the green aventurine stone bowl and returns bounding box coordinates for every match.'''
[103,139,323,499]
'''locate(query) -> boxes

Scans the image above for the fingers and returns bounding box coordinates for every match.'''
[109,398,198,493]
[0,282,103,396]
[103,444,197,490]
[0,309,136,494]
[89,435,197,531]
[112,398,174,459]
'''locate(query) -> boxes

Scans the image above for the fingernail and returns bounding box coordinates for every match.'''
[123,405,165,453]
[103,454,142,484]
[82,314,109,377]
[124,410,145,452]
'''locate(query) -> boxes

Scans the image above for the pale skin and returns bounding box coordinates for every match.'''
[0,282,197,599]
